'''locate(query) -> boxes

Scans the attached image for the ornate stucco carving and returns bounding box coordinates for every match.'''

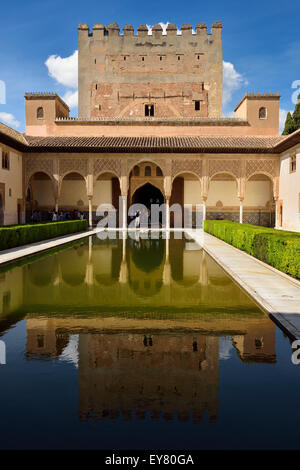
[209,159,241,179]
[171,159,202,178]
[59,158,88,177]
[246,159,277,179]
[93,158,122,177]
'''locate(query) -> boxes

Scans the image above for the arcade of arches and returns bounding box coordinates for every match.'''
[24,155,278,228]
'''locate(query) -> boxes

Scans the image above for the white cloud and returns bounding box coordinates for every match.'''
[0,112,20,128]
[62,90,78,108]
[279,108,293,134]
[223,61,247,107]
[45,50,78,88]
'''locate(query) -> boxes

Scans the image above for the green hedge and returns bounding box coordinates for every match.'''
[0,220,88,251]
[203,220,300,279]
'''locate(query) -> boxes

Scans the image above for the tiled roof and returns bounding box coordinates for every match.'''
[1,119,300,154]
[273,128,300,153]
[0,122,28,148]
[25,135,285,153]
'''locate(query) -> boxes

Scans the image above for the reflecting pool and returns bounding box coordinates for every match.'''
[0,233,299,449]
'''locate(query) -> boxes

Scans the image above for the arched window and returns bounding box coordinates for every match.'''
[145,166,151,177]
[133,165,140,176]
[37,107,44,119]
[259,107,267,119]
[2,151,9,170]
[156,166,163,176]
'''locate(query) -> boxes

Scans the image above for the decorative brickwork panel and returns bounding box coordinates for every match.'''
[93,158,122,177]
[209,160,241,178]
[246,160,276,178]
[59,158,88,177]
[171,159,202,178]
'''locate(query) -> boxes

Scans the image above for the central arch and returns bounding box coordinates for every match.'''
[132,182,164,208]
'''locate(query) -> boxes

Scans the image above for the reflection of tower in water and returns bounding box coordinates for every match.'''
[78,332,219,423]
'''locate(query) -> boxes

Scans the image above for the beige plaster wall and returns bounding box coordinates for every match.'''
[31,179,55,207]
[184,180,201,205]
[60,179,88,208]
[94,180,112,207]
[0,144,23,225]
[25,122,279,137]
[207,180,239,206]
[279,148,300,232]
[244,180,272,207]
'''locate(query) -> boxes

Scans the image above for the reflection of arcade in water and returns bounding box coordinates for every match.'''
[24,316,276,424]
[0,234,276,424]
[17,234,266,312]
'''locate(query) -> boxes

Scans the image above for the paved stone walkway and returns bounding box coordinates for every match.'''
[186,229,300,341]
[0,229,96,265]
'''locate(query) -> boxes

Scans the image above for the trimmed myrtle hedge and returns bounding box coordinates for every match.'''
[0,220,88,251]
[203,220,300,279]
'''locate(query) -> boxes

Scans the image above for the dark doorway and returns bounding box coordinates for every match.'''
[132,183,164,209]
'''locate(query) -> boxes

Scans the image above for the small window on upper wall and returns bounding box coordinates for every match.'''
[37,107,44,119]
[290,153,297,173]
[2,151,9,170]
[156,166,163,176]
[145,104,154,117]
[195,100,201,111]
[259,107,267,119]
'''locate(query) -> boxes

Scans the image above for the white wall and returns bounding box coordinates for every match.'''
[279,149,300,232]
[0,145,23,225]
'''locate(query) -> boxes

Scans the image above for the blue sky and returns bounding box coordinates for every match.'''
[0,0,299,132]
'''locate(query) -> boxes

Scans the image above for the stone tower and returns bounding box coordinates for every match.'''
[78,22,223,119]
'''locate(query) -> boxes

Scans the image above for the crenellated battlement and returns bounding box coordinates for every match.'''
[78,20,223,119]
[78,21,222,38]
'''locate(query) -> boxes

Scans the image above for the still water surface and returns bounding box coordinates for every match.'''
[0,233,299,449]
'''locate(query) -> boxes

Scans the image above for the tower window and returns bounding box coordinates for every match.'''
[142,56,144,61]
[177,55,181,61]
[95,84,97,90]
[123,56,126,61]
[195,101,201,111]
[290,153,297,173]
[145,104,154,117]
[259,107,267,119]
[94,58,96,64]
[37,107,44,119]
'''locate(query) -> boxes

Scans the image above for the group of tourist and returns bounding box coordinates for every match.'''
[30,209,85,223]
